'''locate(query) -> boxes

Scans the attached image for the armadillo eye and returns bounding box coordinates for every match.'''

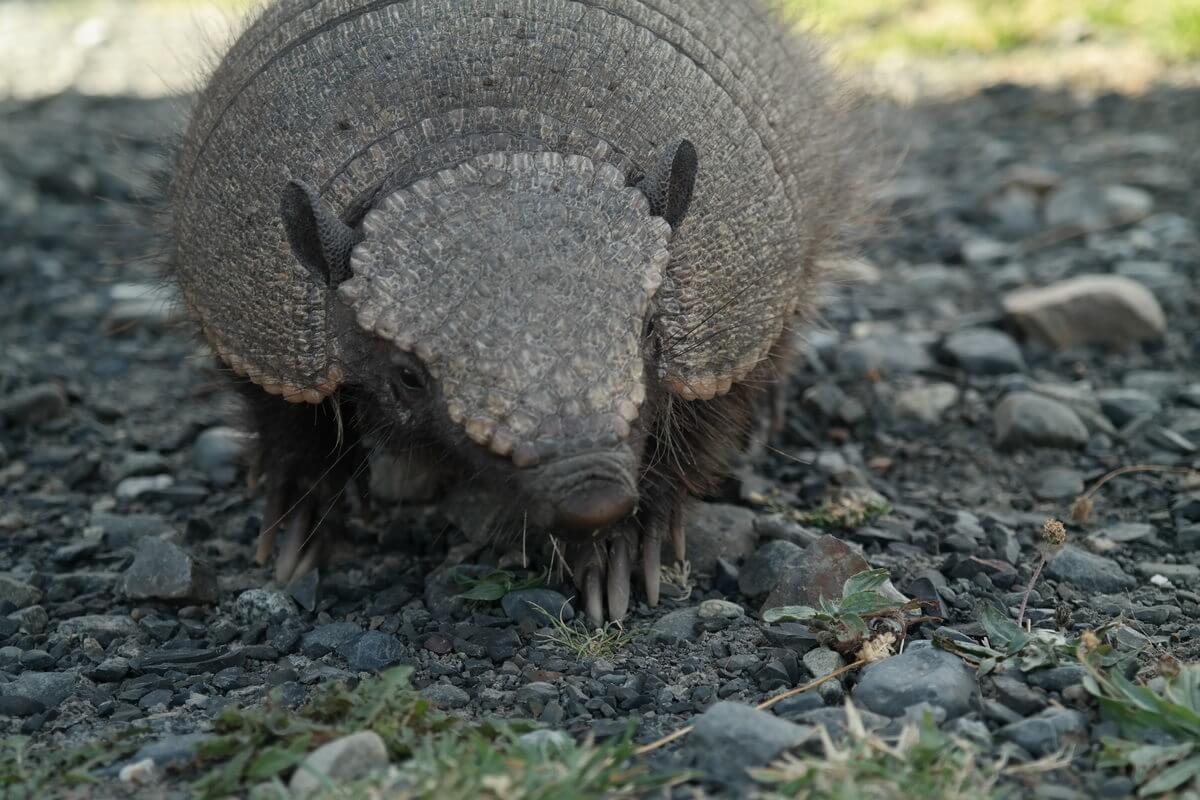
[396,366,425,392]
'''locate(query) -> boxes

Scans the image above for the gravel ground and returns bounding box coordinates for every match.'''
[2,49,1200,800]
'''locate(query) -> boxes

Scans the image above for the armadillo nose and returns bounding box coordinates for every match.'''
[553,482,637,532]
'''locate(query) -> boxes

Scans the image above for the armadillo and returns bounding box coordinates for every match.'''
[171,0,871,623]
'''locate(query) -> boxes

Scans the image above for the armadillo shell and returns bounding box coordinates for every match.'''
[172,0,860,402]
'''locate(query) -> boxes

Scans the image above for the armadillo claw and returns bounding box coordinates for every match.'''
[256,476,344,587]
[642,524,662,609]
[605,535,632,622]
[571,528,659,625]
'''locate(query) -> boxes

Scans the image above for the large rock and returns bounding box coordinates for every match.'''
[289,731,389,797]
[994,392,1088,449]
[0,671,77,711]
[762,535,870,613]
[686,702,814,784]
[123,538,218,604]
[852,646,980,720]
[1044,182,1152,231]
[0,575,42,614]
[1046,546,1135,593]
[683,503,759,572]
[738,540,805,598]
[1003,275,1166,349]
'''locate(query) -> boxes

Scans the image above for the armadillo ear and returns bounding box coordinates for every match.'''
[280,180,360,287]
[637,139,698,231]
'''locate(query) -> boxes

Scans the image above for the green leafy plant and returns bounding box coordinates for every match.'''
[536,608,639,659]
[935,604,1128,678]
[0,728,144,798]
[798,498,892,531]
[454,568,546,603]
[753,702,1065,799]
[1083,649,1200,797]
[763,569,919,655]
[187,667,682,799]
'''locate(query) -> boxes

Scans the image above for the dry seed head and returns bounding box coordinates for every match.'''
[1079,629,1100,654]
[1069,494,1094,524]
[1037,517,1068,560]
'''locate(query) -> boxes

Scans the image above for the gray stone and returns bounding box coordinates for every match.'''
[235,588,298,625]
[192,426,250,485]
[57,614,140,645]
[941,328,1025,375]
[698,599,744,620]
[501,588,573,625]
[895,382,961,423]
[0,671,76,709]
[339,631,407,672]
[302,622,364,658]
[1044,182,1153,231]
[123,538,218,604]
[1047,547,1135,593]
[1032,467,1084,501]
[10,605,48,634]
[739,540,804,598]
[852,647,980,720]
[421,683,470,709]
[802,647,844,679]
[289,731,389,797]
[795,705,890,738]
[1027,666,1087,692]
[1003,275,1166,349]
[515,682,559,715]
[115,475,174,500]
[990,674,1047,715]
[684,503,759,571]
[1136,562,1199,580]
[1098,388,1161,426]
[995,392,1088,449]
[0,575,42,614]
[687,702,814,785]
[112,452,170,482]
[650,608,701,644]
[997,708,1088,757]
[763,535,870,613]
[838,336,934,377]
[0,383,69,426]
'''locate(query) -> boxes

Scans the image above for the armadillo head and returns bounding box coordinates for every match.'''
[281,147,696,534]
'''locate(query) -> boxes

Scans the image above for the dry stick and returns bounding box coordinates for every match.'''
[1079,464,1195,502]
[634,659,868,756]
[1015,558,1045,628]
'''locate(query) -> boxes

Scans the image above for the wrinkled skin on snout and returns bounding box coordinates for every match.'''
[274,147,698,623]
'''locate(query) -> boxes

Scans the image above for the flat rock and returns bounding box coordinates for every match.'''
[650,608,702,644]
[302,622,365,658]
[997,708,1088,757]
[421,683,470,709]
[123,538,218,604]
[0,575,42,614]
[0,383,69,426]
[501,588,573,625]
[995,392,1088,449]
[852,647,980,720]
[338,631,407,672]
[1044,182,1152,231]
[289,731,389,797]
[0,671,76,710]
[1047,546,1136,592]
[1003,275,1166,349]
[1097,388,1161,426]
[687,701,814,785]
[57,614,141,645]
[941,328,1025,375]
[762,535,870,613]
[838,336,935,377]
[1032,467,1084,501]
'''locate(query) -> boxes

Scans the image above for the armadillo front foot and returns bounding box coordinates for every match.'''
[255,466,355,585]
[571,504,685,625]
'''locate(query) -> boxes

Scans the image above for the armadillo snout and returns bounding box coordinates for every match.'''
[532,450,639,536]
[554,482,637,533]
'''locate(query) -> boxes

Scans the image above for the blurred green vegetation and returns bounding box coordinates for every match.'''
[782,0,1200,62]
[24,0,1200,64]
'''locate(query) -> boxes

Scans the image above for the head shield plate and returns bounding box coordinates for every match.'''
[338,152,672,468]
